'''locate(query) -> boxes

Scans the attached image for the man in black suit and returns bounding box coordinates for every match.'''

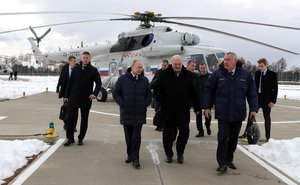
[64,52,102,146]
[154,55,200,164]
[255,58,278,142]
[56,56,77,130]
[196,63,211,137]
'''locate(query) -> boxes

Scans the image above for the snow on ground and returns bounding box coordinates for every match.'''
[0,75,58,99]
[278,85,300,100]
[0,75,300,183]
[247,138,300,182]
[0,139,49,184]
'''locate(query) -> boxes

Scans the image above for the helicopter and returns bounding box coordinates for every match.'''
[1,11,299,101]
[0,64,13,75]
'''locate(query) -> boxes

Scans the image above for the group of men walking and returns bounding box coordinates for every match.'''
[56,51,278,172]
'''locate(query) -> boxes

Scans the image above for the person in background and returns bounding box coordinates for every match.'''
[255,58,278,142]
[186,60,205,137]
[64,51,102,147]
[13,70,18,80]
[113,60,151,169]
[196,63,211,137]
[154,55,200,164]
[203,52,258,173]
[56,56,78,131]
[9,72,13,80]
[150,59,169,131]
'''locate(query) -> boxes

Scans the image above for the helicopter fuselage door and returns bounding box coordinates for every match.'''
[104,52,124,76]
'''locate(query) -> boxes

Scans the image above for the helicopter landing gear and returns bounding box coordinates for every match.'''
[96,87,108,102]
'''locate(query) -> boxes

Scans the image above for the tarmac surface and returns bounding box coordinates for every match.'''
[1,92,300,185]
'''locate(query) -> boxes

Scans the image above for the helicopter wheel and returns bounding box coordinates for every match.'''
[96,87,108,102]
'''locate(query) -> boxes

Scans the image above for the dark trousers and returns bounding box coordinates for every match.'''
[258,94,272,140]
[259,106,271,140]
[66,105,90,141]
[196,109,211,133]
[217,120,242,166]
[123,125,143,161]
[163,114,190,158]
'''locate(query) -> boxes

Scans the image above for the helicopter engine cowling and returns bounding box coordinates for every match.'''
[182,32,193,45]
[141,46,184,57]
[192,34,200,45]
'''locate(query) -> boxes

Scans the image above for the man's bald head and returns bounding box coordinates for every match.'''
[171,55,183,73]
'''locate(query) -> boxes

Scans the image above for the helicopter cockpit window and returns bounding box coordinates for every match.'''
[141,34,154,47]
[110,34,154,52]
[0,65,2,70]
[191,54,205,71]
[206,54,219,72]
[216,52,225,60]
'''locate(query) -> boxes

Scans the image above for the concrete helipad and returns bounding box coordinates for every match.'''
[0,92,299,185]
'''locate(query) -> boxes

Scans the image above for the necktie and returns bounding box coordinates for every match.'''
[69,68,72,77]
[229,71,233,76]
[258,71,263,93]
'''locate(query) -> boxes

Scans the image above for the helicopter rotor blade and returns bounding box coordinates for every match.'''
[40,28,51,40]
[29,26,38,39]
[0,19,111,35]
[162,20,299,55]
[0,11,131,17]
[161,16,300,31]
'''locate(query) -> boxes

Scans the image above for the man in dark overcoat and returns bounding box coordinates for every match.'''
[113,60,151,169]
[154,55,200,164]
[56,56,77,130]
[64,51,102,146]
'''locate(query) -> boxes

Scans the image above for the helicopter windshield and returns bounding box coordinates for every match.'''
[206,54,219,71]
[191,53,220,72]
[110,34,154,52]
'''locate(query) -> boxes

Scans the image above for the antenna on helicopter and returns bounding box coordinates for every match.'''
[29,26,51,48]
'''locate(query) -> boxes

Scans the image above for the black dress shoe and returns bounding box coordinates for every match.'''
[217,165,227,173]
[132,160,140,169]
[78,140,84,146]
[227,161,236,169]
[206,127,212,135]
[195,132,204,137]
[64,139,74,146]
[166,157,173,163]
[125,156,132,163]
[177,155,184,164]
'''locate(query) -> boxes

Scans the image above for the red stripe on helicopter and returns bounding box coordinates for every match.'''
[122,53,142,58]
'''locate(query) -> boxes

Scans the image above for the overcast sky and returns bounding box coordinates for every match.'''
[0,0,300,68]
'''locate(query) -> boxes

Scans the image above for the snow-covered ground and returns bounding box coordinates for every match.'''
[0,139,49,184]
[0,75,300,183]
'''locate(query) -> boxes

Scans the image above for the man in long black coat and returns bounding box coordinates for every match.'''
[154,55,200,164]
[64,52,102,146]
[255,58,278,142]
[113,60,151,169]
[56,56,77,130]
